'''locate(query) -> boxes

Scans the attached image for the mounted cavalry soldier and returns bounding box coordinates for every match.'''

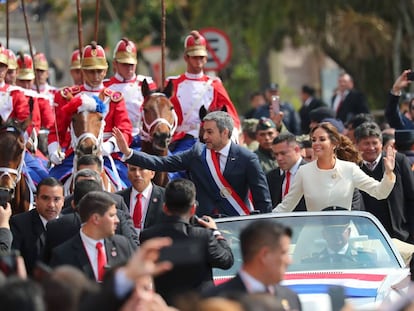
[104,38,157,149]
[166,30,241,154]
[48,41,132,188]
[32,52,57,108]
[0,45,47,186]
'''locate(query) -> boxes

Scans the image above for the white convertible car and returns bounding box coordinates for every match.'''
[213,211,410,311]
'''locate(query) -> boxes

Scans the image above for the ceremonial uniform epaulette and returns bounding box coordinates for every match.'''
[61,86,81,99]
[103,88,123,102]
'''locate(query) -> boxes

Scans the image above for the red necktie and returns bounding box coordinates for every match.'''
[133,193,143,228]
[96,242,106,282]
[284,171,291,196]
[214,151,221,170]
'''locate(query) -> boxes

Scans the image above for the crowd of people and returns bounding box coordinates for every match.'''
[1,27,414,310]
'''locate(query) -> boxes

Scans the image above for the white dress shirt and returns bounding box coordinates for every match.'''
[80,228,106,281]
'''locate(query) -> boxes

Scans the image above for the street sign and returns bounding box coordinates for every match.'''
[199,27,232,71]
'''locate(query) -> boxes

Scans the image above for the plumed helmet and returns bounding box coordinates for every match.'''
[0,45,8,66]
[113,38,137,65]
[184,30,208,57]
[34,52,49,70]
[70,49,81,70]
[81,41,108,70]
[6,49,17,70]
[16,53,35,80]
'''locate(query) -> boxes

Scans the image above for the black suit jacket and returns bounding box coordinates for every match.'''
[299,98,326,134]
[203,274,302,311]
[360,152,414,242]
[140,215,234,305]
[331,89,369,123]
[10,209,47,275]
[126,142,272,216]
[266,160,307,211]
[116,183,165,229]
[43,207,139,264]
[49,233,133,281]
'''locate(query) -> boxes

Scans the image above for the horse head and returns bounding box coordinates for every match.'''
[140,79,177,153]
[66,94,106,158]
[0,117,31,204]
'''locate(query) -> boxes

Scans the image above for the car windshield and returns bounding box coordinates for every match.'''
[214,213,401,279]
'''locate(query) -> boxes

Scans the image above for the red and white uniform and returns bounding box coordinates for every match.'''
[33,83,57,108]
[15,87,42,136]
[167,72,241,141]
[0,82,30,122]
[49,83,132,157]
[104,74,157,137]
[20,88,54,130]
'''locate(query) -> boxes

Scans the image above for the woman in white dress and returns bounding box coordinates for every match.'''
[273,122,396,212]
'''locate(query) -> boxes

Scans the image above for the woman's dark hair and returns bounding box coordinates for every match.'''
[311,122,362,164]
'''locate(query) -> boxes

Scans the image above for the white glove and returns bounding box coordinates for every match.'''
[48,142,65,165]
[102,141,115,156]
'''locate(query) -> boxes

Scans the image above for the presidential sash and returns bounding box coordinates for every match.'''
[203,147,252,215]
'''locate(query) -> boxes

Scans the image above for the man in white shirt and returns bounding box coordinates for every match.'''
[50,191,134,281]
[266,133,307,211]
[116,164,165,234]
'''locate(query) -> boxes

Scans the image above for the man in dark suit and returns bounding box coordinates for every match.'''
[267,133,307,211]
[355,122,414,242]
[44,178,138,264]
[116,164,164,232]
[60,168,139,249]
[50,191,134,281]
[331,72,369,124]
[114,111,272,217]
[299,85,326,134]
[140,178,234,306]
[203,219,302,311]
[10,177,64,275]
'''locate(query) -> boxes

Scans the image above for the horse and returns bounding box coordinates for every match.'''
[0,118,35,215]
[140,79,177,186]
[61,94,124,195]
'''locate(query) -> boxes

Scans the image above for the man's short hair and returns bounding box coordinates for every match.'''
[354,121,382,143]
[74,168,102,186]
[76,154,103,171]
[203,111,234,138]
[78,191,116,223]
[240,220,292,263]
[346,113,374,130]
[73,179,102,206]
[164,178,196,215]
[272,132,297,145]
[37,177,63,193]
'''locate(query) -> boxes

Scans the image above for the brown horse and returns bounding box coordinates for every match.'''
[0,118,33,215]
[62,98,122,195]
[140,79,177,186]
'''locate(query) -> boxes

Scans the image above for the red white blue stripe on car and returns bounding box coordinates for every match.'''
[282,273,387,298]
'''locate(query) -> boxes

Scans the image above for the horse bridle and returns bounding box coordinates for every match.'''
[0,126,26,198]
[69,111,106,153]
[140,93,178,142]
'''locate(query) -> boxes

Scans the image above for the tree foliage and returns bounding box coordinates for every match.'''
[46,0,414,112]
